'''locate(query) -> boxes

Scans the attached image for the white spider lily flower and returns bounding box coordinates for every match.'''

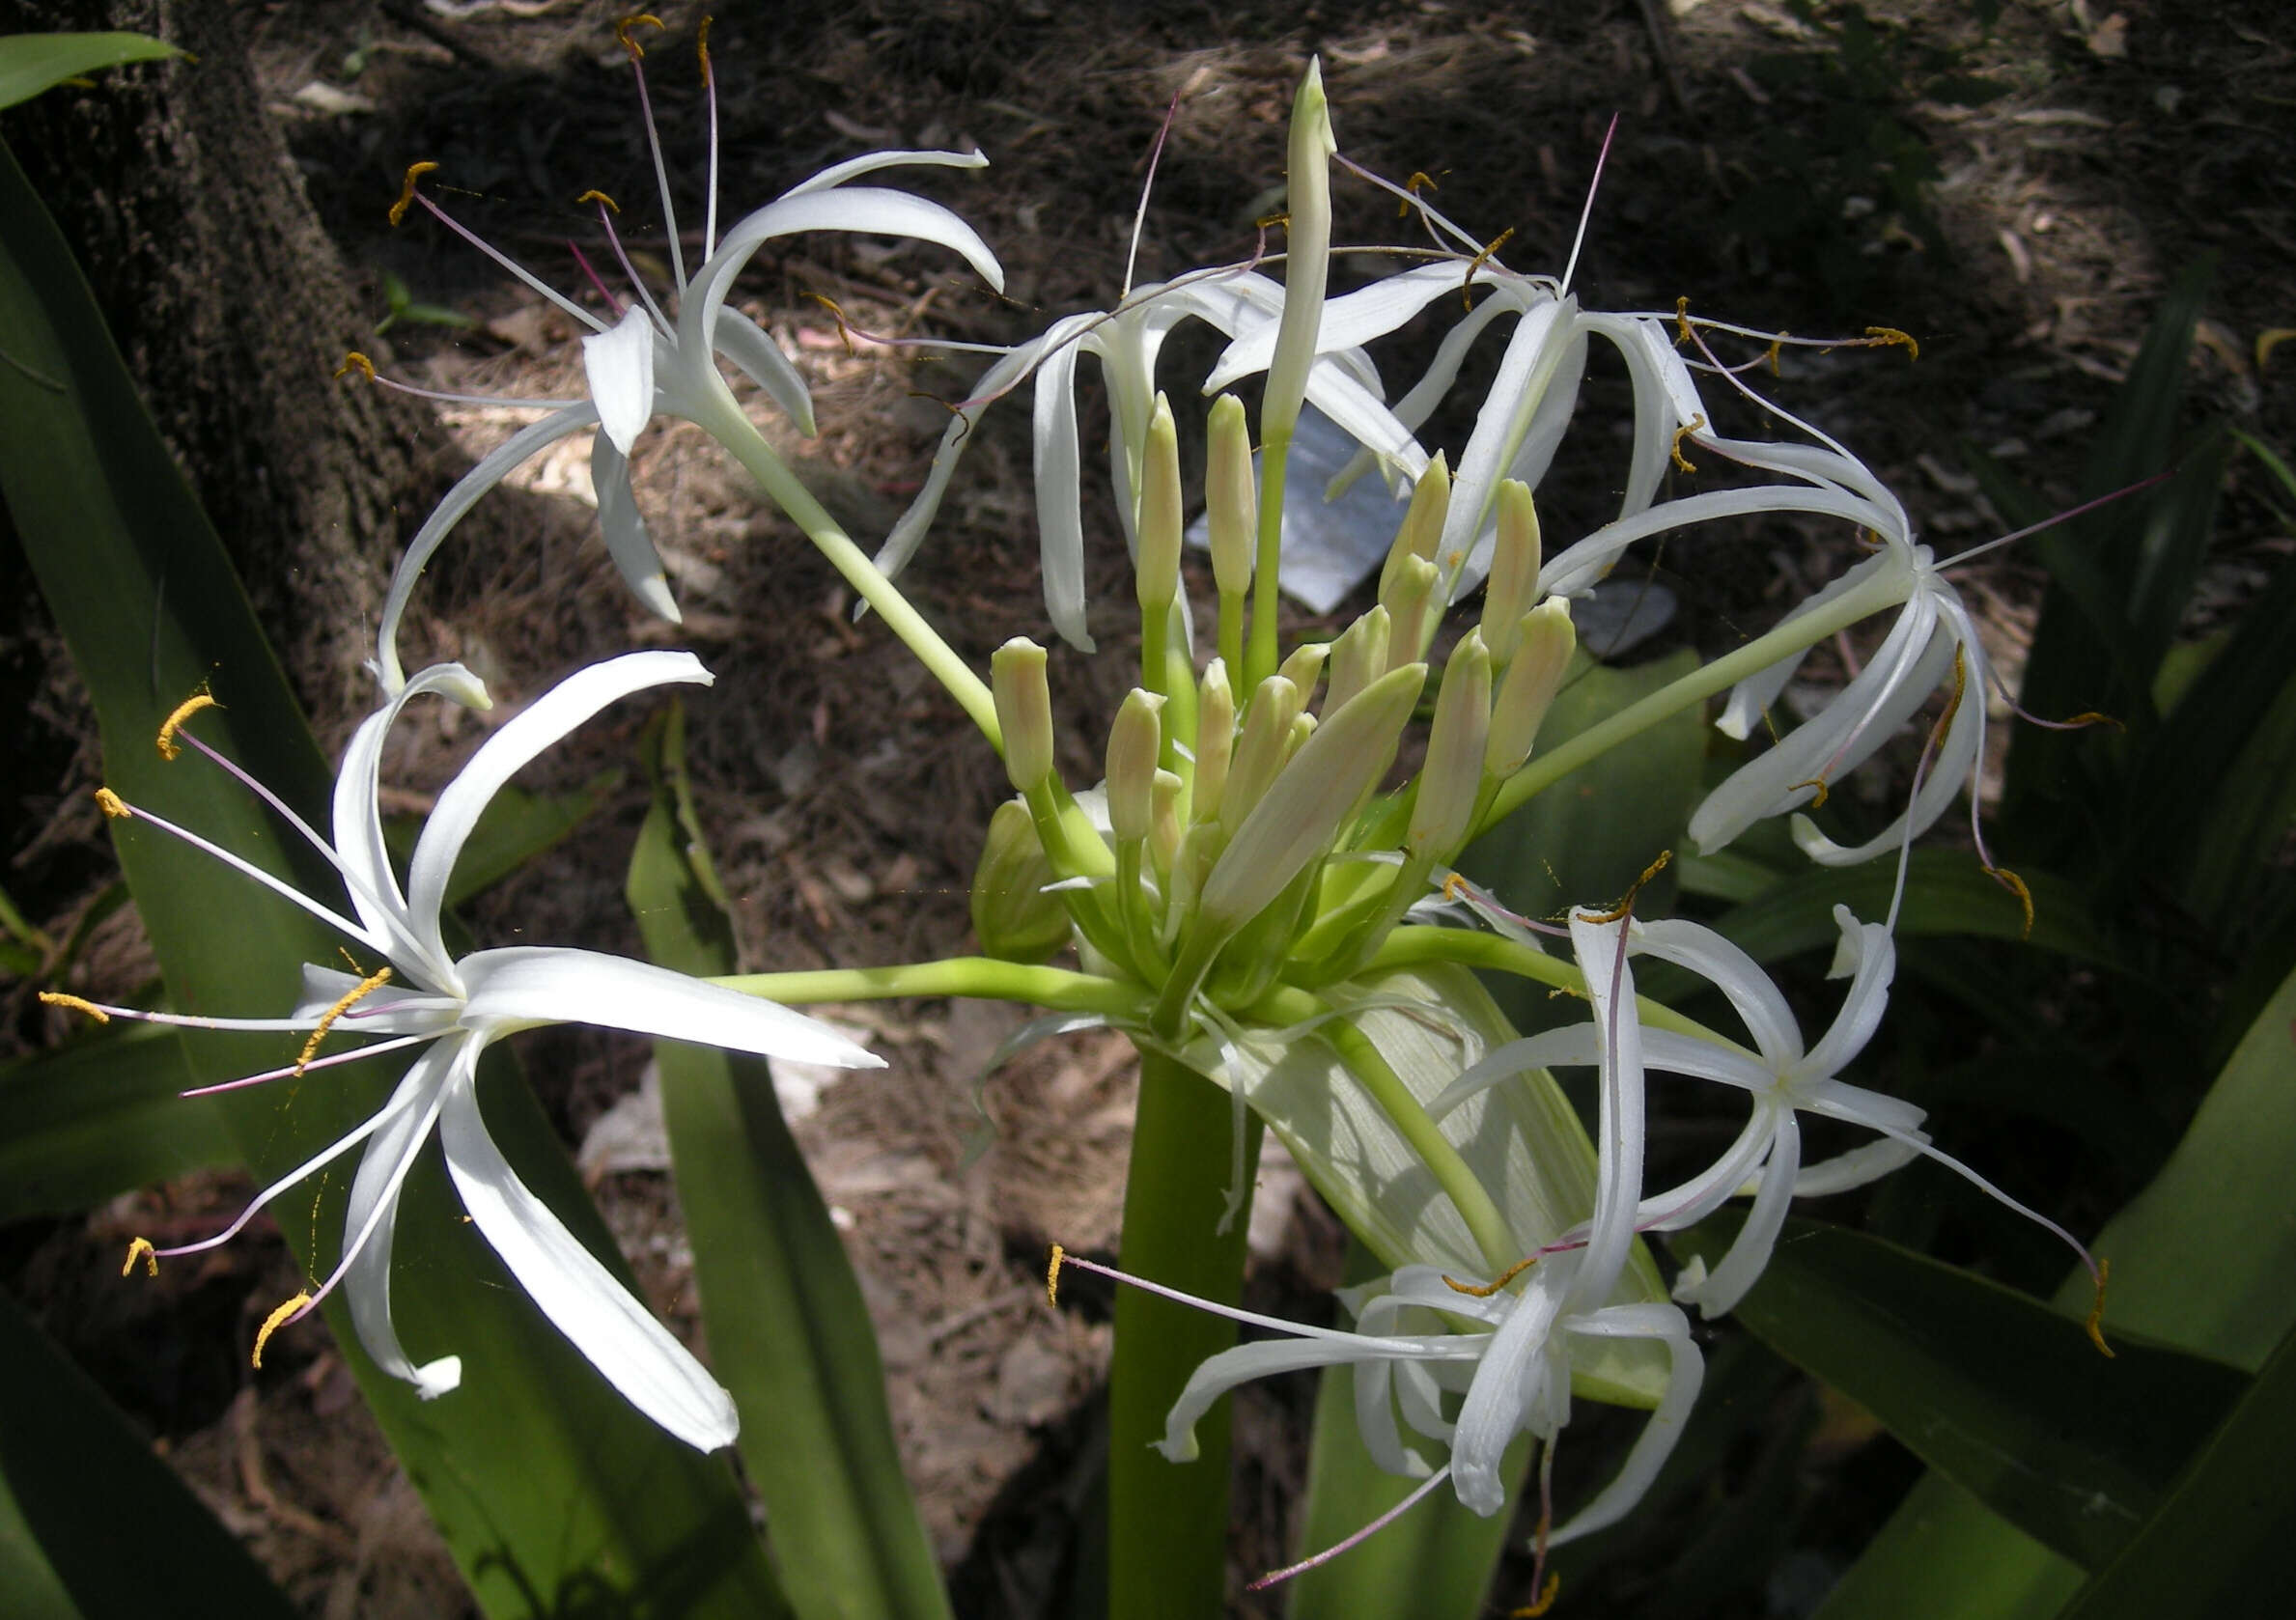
[372,68,1003,695]
[875,267,1426,651]
[66,651,881,1450]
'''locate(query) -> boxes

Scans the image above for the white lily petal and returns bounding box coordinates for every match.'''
[1570,909,1645,1310]
[1630,920,1803,1067]
[295,964,460,1036]
[406,652,714,964]
[1712,549,1908,740]
[1448,1264,1570,1516]
[581,307,658,457]
[1636,1103,1783,1238]
[591,433,681,623]
[1628,1029,1778,1096]
[777,146,990,198]
[1797,1075,1929,1138]
[342,1041,464,1401]
[1539,483,1891,601]
[1547,1305,1703,1547]
[1158,1333,1468,1463]
[1799,910,1896,1076]
[1426,1027,1602,1120]
[1793,1135,1923,1196]
[439,1078,737,1450]
[874,340,1046,583]
[334,665,484,962]
[1029,326,1097,652]
[1678,1111,1801,1317]
[1439,296,1575,570]
[374,405,597,695]
[458,946,882,1069]
[714,308,818,437]
[1206,263,1481,391]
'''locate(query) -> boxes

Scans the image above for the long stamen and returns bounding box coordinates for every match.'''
[1940,470,2175,569]
[182,1035,429,1099]
[618,14,688,290]
[699,15,719,257]
[398,169,607,335]
[89,790,378,949]
[1245,1465,1454,1591]
[1122,85,1185,300]
[339,352,581,412]
[1558,112,1618,297]
[583,200,673,332]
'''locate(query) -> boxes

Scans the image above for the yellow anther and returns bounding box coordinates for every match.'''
[1855,526,1886,551]
[1668,413,1705,474]
[577,188,620,213]
[1511,1573,1562,1617]
[1936,647,1969,738]
[295,966,393,1076]
[1443,1253,1537,1298]
[1674,296,1694,346]
[1046,1243,1065,1307]
[1791,776,1831,809]
[95,787,131,819]
[802,291,856,356]
[1986,864,2034,940]
[698,14,714,85]
[2257,328,2293,371]
[252,1292,312,1369]
[615,14,665,58]
[2085,1257,2114,1358]
[1464,225,1516,308]
[1587,850,1672,923]
[1400,170,1440,216]
[1442,871,1471,903]
[1766,332,1788,376]
[39,992,111,1024]
[1863,325,1919,362]
[334,350,376,382]
[2061,710,2124,733]
[156,690,216,760]
[1255,210,1291,234]
[123,1238,157,1277]
[389,161,439,227]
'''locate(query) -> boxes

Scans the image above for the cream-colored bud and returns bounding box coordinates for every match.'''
[1277,641,1329,709]
[1205,394,1256,598]
[1381,555,1441,670]
[1136,393,1183,614]
[992,637,1055,791]
[1149,768,1185,874]
[1410,631,1492,857]
[1199,662,1424,930]
[1486,600,1576,776]
[1219,675,1303,836]
[1261,59,1333,450]
[1192,659,1236,824]
[1375,451,1449,602]
[970,798,1070,964]
[1324,606,1389,717]
[1105,689,1165,843]
[1481,480,1543,664]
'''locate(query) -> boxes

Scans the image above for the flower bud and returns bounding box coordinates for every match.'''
[992,638,1055,792]
[1261,59,1333,451]
[1105,689,1165,843]
[1277,641,1329,710]
[1199,662,1424,930]
[1480,480,1542,665]
[1380,555,1441,670]
[970,798,1071,963]
[1410,630,1491,858]
[1205,393,1256,598]
[1486,599,1576,777]
[1136,393,1183,616]
[1149,768,1185,875]
[1377,453,1450,604]
[1324,606,1389,717]
[1192,659,1236,825]
[1220,675,1303,836]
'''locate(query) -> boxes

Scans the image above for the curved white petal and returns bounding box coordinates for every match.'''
[1448,1265,1570,1516]
[1677,1111,1801,1317]
[1633,1103,1780,1235]
[1438,296,1575,571]
[591,433,681,622]
[342,1040,464,1401]
[1570,909,1646,1309]
[1712,549,1909,740]
[1426,1028,1602,1120]
[1630,919,1803,1068]
[1446,328,1586,599]
[374,405,598,695]
[1539,483,1891,601]
[777,146,990,199]
[439,1077,736,1450]
[296,964,460,1036]
[582,307,658,456]
[1029,326,1097,652]
[1547,1304,1702,1547]
[1158,1333,1464,1463]
[1627,1029,1778,1095]
[1793,1134,1922,1196]
[458,946,883,1068]
[873,340,1046,583]
[1206,263,1490,392]
[714,308,818,437]
[1799,910,1896,1077]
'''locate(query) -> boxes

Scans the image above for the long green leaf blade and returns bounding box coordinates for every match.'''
[0,1021,235,1220]
[0,30,179,110]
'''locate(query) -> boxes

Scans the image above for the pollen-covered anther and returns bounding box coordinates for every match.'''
[123,1237,158,1277]
[1668,413,1706,475]
[697,14,714,84]
[1046,1243,1066,1307]
[1985,864,2034,940]
[1791,776,1832,810]
[577,188,621,213]
[388,160,439,228]
[2085,1257,2114,1359]
[614,13,665,59]
[1863,324,1920,362]
[1588,850,1673,924]
[1463,225,1516,307]
[803,292,857,357]
[252,1291,314,1369]
[1674,295,1694,346]
[1766,332,1788,376]
[1511,1572,1562,1618]
[334,351,376,382]
[1399,168,1440,217]
[156,690,217,760]
[39,992,110,1024]
[94,787,131,819]
[295,966,394,1077]
[1442,1252,1537,1298]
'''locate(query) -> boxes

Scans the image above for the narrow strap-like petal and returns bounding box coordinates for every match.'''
[591,433,680,621]
[581,307,658,456]
[1547,1304,1703,1547]
[340,1040,464,1400]
[1447,1264,1570,1516]
[714,307,818,436]
[1631,919,1804,1069]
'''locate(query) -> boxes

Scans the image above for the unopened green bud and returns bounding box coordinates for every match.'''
[1206,394,1256,598]
[1192,659,1236,824]
[1106,689,1165,843]
[1324,606,1390,718]
[1381,555,1441,670]
[1262,59,1334,451]
[1149,768,1184,874]
[992,637,1055,791]
[1377,453,1450,603]
[1220,675,1303,836]
[1199,662,1425,930]
[1411,631,1492,858]
[970,798,1071,963]
[1137,393,1183,614]
[1277,641,1329,709]
[1481,480,1543,664]
[1486,600,1576,776]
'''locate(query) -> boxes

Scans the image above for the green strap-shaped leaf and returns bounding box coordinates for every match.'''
[0,1021,236,1220]
[0,1286,298,1620]
[1673,1214,2250,1571]
[1816,958,2296,1618]
[628,708,951,1620]
[0,30,178,110]
[0,136,786,1617]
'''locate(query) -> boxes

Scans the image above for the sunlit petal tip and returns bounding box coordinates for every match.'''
[413,1355,462,1400]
